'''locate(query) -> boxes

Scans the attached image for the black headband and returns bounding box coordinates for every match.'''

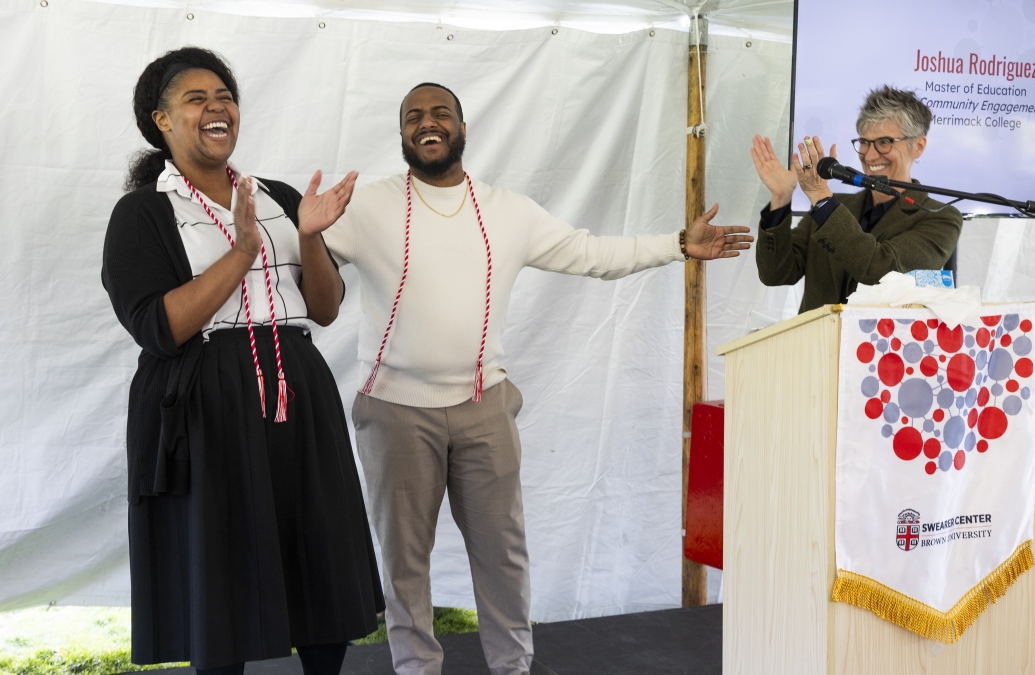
[158,62,194,97]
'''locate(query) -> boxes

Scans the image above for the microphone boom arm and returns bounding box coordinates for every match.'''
[872,176,1035,217]
[816,158,1034,216]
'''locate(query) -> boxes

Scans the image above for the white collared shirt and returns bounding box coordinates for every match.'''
[156,161,310,338]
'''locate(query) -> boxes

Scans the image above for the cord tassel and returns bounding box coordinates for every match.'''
[473,362,484,403]
[274,372,289,422]
[362,358,381,395]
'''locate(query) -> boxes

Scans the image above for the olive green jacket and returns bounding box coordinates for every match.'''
[755,188,963,314]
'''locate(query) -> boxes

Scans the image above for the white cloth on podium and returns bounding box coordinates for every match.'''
[846,271,982,329]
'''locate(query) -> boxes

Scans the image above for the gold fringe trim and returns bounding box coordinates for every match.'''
[831,540,1034,644]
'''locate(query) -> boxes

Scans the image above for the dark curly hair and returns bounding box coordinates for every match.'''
[125,46,240,192]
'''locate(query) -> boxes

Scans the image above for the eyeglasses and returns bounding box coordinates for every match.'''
[851,136,914,154]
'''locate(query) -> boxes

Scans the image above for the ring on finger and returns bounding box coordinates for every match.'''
[803,163,813,171]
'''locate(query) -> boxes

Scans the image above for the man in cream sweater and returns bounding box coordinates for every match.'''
[322,83,751,675]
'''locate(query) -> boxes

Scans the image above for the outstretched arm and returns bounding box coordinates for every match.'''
[524,197,753,280]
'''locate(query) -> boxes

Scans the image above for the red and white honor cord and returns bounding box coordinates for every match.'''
[468,174,492,402]
[182,166,290,422]
[362,170,493,402]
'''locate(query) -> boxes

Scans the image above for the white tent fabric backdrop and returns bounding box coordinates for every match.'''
[0,0,696,620]
[0,0,1028,621]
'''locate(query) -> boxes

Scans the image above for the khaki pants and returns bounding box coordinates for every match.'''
[352,380,532,675]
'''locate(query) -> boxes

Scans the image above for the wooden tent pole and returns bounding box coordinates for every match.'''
[682,15,709,608]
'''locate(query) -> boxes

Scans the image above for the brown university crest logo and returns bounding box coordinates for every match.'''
[897,509,921,551]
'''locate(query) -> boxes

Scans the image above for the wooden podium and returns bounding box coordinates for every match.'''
[717,305,1035,675]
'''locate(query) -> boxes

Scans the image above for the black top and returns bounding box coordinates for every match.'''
[102,178,303,502]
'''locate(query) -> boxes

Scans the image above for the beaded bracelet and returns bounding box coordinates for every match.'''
[678,229,690,260]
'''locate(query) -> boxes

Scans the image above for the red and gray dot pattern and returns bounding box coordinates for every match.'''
[856,314,1033,475]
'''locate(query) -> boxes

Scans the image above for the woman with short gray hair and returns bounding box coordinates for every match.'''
[750,85,962,314]
[856,85,933,143]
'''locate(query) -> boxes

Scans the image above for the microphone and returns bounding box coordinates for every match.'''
[816,157,898,196]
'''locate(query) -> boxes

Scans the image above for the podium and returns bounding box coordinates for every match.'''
[717,305,1035,675]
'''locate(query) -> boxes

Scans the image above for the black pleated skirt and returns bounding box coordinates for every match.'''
[128,326,384,669]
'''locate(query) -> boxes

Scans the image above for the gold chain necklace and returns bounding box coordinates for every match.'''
[411,176,468,218]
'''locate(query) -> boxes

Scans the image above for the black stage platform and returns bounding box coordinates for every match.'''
[126,604,721,675]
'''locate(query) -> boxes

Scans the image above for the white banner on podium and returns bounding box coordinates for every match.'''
[834,305,1035,642]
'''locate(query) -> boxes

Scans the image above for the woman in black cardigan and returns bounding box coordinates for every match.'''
[102,47,383,675]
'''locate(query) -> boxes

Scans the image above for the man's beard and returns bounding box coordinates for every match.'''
[402,132,465,177]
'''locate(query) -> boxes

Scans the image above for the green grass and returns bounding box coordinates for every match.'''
[0,606,479,675]
[0,648,170,675]
[0,607,171,674]
[353,607,479,645]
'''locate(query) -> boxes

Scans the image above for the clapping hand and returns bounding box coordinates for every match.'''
[683,203,754,260]
[298,170,359,237]
[750,135,798,209]
[793,135,835,205]
[232,177,262,259]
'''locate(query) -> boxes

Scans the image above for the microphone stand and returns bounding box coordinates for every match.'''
[873,177,1035,216]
